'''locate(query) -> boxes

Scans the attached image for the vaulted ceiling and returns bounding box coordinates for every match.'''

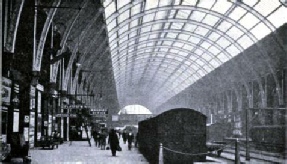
[48,0,287,112]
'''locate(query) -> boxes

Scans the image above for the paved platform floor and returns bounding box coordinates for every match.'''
[8,138,285,163]
[28,139,148,164]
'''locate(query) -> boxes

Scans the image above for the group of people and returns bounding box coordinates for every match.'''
[92,128,139,156]
[92,129,108,150]
[121,131,138,150]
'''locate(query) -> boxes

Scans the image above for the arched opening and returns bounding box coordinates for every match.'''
[118,104,152,115]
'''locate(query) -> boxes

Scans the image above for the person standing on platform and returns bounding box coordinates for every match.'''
[92,130,99,147]
[69,127,78,146]
[135,132,139,148]
[122,130,127,144]
[127,132,134,150]
[108,129,119,156]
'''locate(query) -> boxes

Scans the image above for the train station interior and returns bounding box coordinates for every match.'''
[1,0,287,163]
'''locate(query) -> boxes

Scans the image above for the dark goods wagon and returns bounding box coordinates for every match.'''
[138,108,207,164]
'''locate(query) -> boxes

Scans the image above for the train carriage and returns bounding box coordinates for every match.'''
[138,108,207,164]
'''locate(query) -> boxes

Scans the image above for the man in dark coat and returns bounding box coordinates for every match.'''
[108,129,119,156]
[122,130,127,144]
[127,132,134,150]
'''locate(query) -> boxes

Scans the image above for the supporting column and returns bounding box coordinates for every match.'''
[235,139,241,164]
[159,143,163,164]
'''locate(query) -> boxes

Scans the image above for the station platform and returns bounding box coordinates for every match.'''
[7,138,148,164]
[6,138,286,163]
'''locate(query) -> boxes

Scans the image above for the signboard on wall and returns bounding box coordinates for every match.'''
[37,91,41,113]
[29,112,35,148]
[1,77,12,105]
[13,112,19,132]
[112,115,119,121]
[24,127,29,142]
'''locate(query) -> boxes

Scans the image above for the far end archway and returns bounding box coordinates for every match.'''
[118,104,152,115]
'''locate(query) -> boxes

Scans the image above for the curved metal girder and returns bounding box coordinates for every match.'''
[5,0,25,53]
[51,0,87,83]
[62,8,104,91]
[33,0,61,72]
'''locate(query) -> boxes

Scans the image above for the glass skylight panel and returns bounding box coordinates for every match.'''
[118,9,130,23]
[131,4,141,15]
[201,53,213,61]
[209,58,220,68]
[229,7,247,21]
[167,10,177,19]
[217,21,233,32]
[212,1,233,14]
[163,41,173,46]
[155,10,167,20]
[267,6,287,28]
[237,35,253,49]
[107,20,117,32]
[217,37,231,48]
[203,64,213,72]
[189,64,199,70]
[190,11,206,22]
[157,51,167,57]
[145,49,152,52]
[184,60,191,65]
[119,24,129,34]
[145,0,159,10]
[202,14,219,27]
[254,0,280,17]
[183,23,197,32]
[194,49,203,55]
[173,42,184,48]
[129,19,138,28]
[129,31,137,38]
[197,0,216,9]
[169,48,179,54]
[103,0,113,7]
[117,0,130,9]
[139,36,149,42]
[208,32,221,42]
[176,10,190,19]
[110,43,117,51]
[209,46,221,55]
[166,32,178,39]
[178,33,190,41]
[174,55,184,61]
[183,44,193,51]
[159,0,172,7]
[201,41,211,49]
[196,58,206,66]
[238,13,260,30]
[151,23,162,31]
[128,40,135,47]
[109,32,117,42]
[105,1,116,18]
[149,34,158,39]
[119,44,128,52]
[197,69,206,76]
[250,22,272,40]
[141,26,152,33]
[178,51,189,57]
[217,53,230,63]
[196,26,210,36]
[143,13,155,23]
[171,22,184,30]
[226,45,240,57]
[226,26,244,40]
[189,36,201,44]
[163,23,171,29]
[147,42,154,47]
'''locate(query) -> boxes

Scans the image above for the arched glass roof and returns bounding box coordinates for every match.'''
[102,0,287,109]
